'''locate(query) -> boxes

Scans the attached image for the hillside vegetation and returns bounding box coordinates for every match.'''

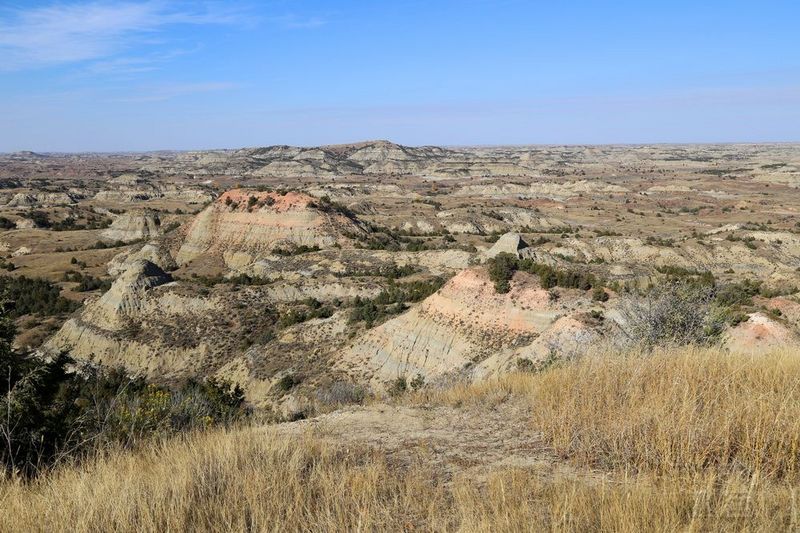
[2,345,798,532]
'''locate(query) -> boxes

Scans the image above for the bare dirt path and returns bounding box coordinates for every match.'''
[278,399,576,483]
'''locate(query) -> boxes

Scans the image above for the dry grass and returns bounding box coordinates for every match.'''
[455,470,798,532]
[2,428,798,532]
[0,429,453,532]
[415,345,800,481]
[2,345,800,532]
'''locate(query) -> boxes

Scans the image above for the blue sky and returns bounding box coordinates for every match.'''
[1,0,799,151]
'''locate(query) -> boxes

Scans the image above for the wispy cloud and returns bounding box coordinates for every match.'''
[271,14,328,29]
[0,1,244,71]
[114,81,240,102]
[87,46,199,75]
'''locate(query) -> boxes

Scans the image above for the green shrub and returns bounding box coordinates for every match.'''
[0,311,248,477]
[591,286,609,302]
[388,376,407,397]
[272,244,321,256]
[0,276,80,317]
[486,253,596,294]
[349,277,447,327]
[275,374,300,392]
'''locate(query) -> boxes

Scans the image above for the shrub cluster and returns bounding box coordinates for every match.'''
[338,263,418,280]
[349,277,447,327]
[51,215,111,231]
[26,210,52,228]
[62,271,112,292]
[90,240,131,250]
[271,244,321,256]
[278,298,334,328]
[188,272,271,287]
[0,276,80,317]
[726,233,759,249]
[313,196,358,220]
[487,253,597,294]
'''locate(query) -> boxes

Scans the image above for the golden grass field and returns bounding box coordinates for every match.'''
[2,345,799,532]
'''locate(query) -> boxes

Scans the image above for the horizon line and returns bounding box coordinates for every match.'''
[4,139,800,155]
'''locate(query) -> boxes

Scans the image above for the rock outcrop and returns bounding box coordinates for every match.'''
[94,174,213,203]
[108,243,177,276]
[176,189,367,269]
[82,260,173,329]
[338,268,574,387]
[485,232,527,258]
[6,192,82,207]
[725,312,797,354]
[101,210,161,243]
[43,260,211,378]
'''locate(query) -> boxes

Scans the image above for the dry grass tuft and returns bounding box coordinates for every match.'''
[526,346,800,480]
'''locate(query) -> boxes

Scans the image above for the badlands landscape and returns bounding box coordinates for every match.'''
[2,141,800,530]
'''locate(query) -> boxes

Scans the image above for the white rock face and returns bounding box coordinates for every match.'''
[108,243,177,276]
[485,232,527,258]
[101,210,161,243]
[83,260,173,329]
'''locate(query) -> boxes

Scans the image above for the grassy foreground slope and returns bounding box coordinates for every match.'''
[2,346,799,532]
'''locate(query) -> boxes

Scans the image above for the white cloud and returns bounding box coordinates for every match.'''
[0,1,242,70]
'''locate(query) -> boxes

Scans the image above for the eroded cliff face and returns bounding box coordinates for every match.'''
[41,258,375,407]
[176,189,367,268]
[108,243,177,276]
[5,192,83,207]
[43,260,209,379]
[80,260,174,329]
[337,268,601,387]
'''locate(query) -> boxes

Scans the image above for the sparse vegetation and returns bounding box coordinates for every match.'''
[278,298,334,328]
[349,277,447,327]
[62,271,112,292]
[271,244,321,256]
[5,142,800,530]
